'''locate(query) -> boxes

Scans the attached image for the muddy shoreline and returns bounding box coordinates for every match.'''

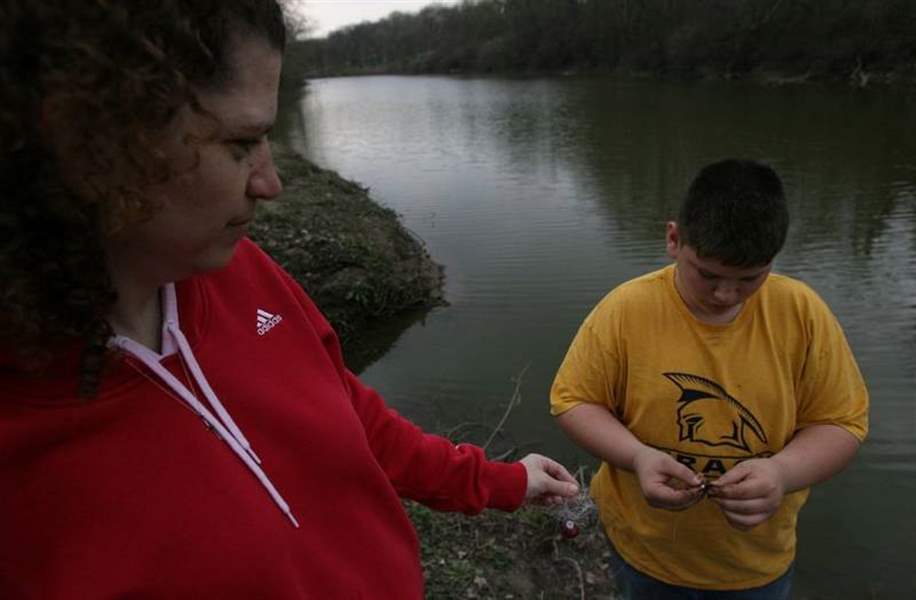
[250,146,444,358]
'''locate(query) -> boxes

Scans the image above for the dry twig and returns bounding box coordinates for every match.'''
[482,363,530,452]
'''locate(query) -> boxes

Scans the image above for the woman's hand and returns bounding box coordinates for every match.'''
[520,454,580,505]
[707,458,786,530]
[632,446,704,510]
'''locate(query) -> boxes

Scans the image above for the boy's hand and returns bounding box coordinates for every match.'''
[520,454,580,506]
[632,447,704,510]
[707,458,787,530]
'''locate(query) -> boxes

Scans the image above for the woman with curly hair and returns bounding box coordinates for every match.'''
[0,1,578,597]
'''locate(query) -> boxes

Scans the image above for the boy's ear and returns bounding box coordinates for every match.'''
[665,221,680,258]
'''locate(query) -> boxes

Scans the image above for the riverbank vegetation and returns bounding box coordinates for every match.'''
[405,376,617,598]
[289,0,916,86]
[249,147,444,353]
[405,500,617,599]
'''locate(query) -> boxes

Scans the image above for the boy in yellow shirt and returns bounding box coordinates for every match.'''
[550,159,868,599]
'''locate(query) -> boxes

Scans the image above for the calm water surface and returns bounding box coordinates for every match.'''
[279,76,916,599]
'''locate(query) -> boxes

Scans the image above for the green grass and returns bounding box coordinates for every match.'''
[249,147,444,346]
[405,500,619,599]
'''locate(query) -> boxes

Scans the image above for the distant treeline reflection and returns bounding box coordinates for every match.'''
[289,0,916,84]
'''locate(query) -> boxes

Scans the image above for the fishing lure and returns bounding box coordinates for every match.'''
[549,487,597,541]
[560,519,580,539]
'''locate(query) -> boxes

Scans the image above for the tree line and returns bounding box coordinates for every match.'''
[284,0,916,84]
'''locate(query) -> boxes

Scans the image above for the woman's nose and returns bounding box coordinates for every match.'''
[247,144,283,200]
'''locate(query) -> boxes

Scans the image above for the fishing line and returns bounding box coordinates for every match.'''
[547,475,598,539]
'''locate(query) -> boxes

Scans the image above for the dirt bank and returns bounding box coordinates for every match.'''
[249,147,444,350]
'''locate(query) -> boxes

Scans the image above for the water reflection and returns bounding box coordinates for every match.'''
[286,75,916,598]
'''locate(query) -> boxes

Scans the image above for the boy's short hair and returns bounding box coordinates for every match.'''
[678,159,789,267]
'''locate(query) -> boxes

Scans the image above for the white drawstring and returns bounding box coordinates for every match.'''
[111,285,299,528]
[166,322,262,465]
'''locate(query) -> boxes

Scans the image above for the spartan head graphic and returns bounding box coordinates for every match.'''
[663,372,768,453]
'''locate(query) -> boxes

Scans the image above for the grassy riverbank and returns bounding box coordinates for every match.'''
[406,500,618,599]
[249,146,444,348]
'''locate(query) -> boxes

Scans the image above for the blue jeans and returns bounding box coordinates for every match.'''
[607,542,795,600]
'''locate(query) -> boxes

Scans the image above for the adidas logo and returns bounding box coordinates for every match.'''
[256,308,283,336]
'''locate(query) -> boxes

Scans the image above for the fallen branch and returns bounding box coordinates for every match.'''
[482,363,530,453]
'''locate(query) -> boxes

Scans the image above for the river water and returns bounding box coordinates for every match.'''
[278,76,916,599]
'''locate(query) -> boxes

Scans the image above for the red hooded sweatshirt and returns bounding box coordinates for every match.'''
[0,239,526,599]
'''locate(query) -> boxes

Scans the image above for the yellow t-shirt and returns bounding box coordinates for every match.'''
[550,264,868,590]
